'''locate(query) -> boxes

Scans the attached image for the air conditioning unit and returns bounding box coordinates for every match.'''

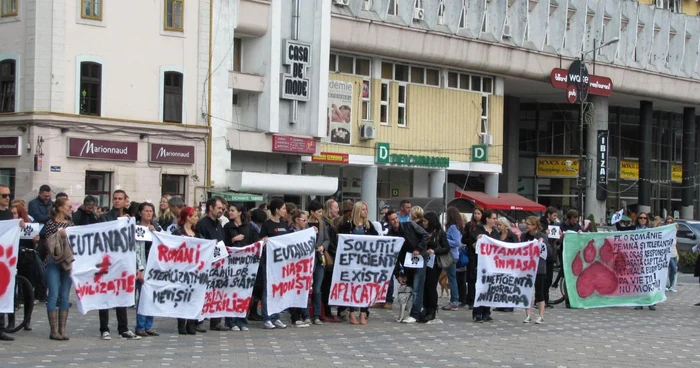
[480,133,494,146]
[413,8,424,21]
[360,124,376,140]
[334,0,350,6]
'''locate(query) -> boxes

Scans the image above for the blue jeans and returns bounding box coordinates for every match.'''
[410,260,427,319]
[311,264,324,318]
[668,257,678,288]
[46,259,71,312]
[225,317,248,328]
[135,280,153,331]
[446,263,459,305]
[261,270,280,323]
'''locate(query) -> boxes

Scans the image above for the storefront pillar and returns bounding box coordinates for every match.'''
[361,165,378,221]
[429,170,445,198]
[696,116,700,220]
[586,96,609,223]
[501,96,520,193]
[638,101,653,214]
[681,107,696,220]
[484,173,499,198]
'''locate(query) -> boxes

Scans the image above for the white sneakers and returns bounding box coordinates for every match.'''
[293,320,310,328]
[523,315,544,324]
[101,331,111,340]
[401,316,417,324]
[523,315,531,323]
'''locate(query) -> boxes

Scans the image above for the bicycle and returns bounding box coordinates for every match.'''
[548,243,568,306]
[6,272,35,333]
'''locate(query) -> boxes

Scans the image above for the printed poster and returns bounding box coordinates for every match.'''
[474,237,541,308]
[20,222,43,240]
[265,228,316,315]
[329,234,403,308]
[563,225,675,308]
[0,220,21,313]
[327,79,353,145]
[67,218,137,314]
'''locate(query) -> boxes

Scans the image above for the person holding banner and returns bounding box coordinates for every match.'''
[468,209,500,323]
[72,196,100,226]
[0,184,23,341]
[615,212,656,311]
[320,199,342,322]
[462,207,484,309]
[287,210,314,327]
[306,201,330,326]
[259,198,290,330]
[172,206,205,334]
[44,197,75,340]
[422,212,450,323]
[134,202,162,337]
[337,201,380,325]
[521,216,550,324]
[11,203,38,331]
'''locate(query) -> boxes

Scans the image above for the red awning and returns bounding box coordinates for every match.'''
[454,190,546,212]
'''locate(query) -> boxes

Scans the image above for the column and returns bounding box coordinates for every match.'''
[484,173,499,197]
[696,117,700,220]
[681,108,696,220]
[500,96,520,193]
[585,96,609,223]
[361,165,378,221]
[638,101,653,214]
[429,170,445,198]
[412,171,429,197]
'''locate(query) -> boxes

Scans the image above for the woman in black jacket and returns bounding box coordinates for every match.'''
[461,207,484,308]
[520,216,550,324]
[494,217,519,312]
[421,212,450,323]
[468,209,501,323]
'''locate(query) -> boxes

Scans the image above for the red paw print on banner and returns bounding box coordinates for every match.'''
[572,239,619,298]
[0,244,18,297]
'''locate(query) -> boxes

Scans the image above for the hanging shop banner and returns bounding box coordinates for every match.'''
[620,160,683,183]
[536,157,579,177]
[562,225,675,309]
[201,242,262,319]
[20,222,43,240]
[326,79,354,145]
[550,68,613,97]
[138,231,217,319]
[474,236,541,308]
[0,220,21,313]
[265,228,316,315]
[329,234,404,308]
[67,218,137,315]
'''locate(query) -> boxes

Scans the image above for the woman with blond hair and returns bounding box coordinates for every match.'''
[337,201,379,325]
[157,195,173,229]
[410,206,426,228]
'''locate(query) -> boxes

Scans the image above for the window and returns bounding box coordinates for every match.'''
[162,174,186,199]
[233,38,242,72]
[425,69,440,86]
[85,171,111,207]
[459,0,467,29]
[1,0,17,17]
[447,70,494,93]
[437,0,445,25]
[363,0,372,11]
[481,95,488,134]
[0,59,15,112]
[380,82,389,125]
[81,0,102,20]
[79,62,102,116]
[397,84,407,127]
[163,71,183,123]
[388,0,398,16]
[414,0,423,9]
[329,53,372,120]
[164,0,183,32]
[394,64,409,82]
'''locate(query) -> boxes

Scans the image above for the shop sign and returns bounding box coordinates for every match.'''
[68,138,138,161]
[550,68,613,99]
[312,152,349,164]
[272,135,316,154]
[149,143,195,164]
[375,142,450,168]
[472,145,488,162]
[536,157,579,178]
[597,131,608,185]
[671,164,683,183]
[620,160,682,183]
[210,191,264,202]
[326,79,353,145]
[0,136,21,156]
[280,40,311,101]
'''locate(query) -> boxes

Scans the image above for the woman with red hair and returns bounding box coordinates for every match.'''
[171,206,203,334]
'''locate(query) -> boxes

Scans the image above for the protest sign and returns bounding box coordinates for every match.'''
[265,228,316,315]
[135,225,153,242]
[211,241,228,263]
[548,225,561,239]
[67,218,137,314]
[138,231,216,319]
[563,225,675,308]
[329,234,403,308]
[0,220,21,313]
[20,222,43,240]
[610,209,624,225]
[403,252,424,268]
[426,253,435,268]
[474,236,540,308]
[201,242,262,318]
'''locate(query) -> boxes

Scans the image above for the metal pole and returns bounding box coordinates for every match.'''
[579,54,585,227]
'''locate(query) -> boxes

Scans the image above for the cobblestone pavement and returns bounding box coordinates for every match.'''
[2,275,700,368]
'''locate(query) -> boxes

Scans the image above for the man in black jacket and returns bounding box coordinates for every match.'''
[540,207,559,309]
[196,196,228,331]
[386,210,429,324]
[72,195,99,226]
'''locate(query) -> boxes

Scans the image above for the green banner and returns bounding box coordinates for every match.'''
[209,191,264,202]
[562,225,676,308]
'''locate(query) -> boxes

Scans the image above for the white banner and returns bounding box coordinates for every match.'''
[547,225,561,239]
[20,222,43,240]
[474,237,541,308]
[138,231,216,319]
[329,234,403,308]
[201,242,262,319]
[610,209,625,225]
[265,228,316,315]
[211,241,228,264]
[0,220,21,313]
[67,218,137,314]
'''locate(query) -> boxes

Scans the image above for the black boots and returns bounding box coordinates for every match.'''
[420,309,436,323]
[177,319,188,335]
[186,320,198,335]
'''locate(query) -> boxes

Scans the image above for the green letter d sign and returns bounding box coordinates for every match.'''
[376,142,390,164]
[472,145,487,162]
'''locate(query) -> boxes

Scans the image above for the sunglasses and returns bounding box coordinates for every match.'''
[639,217,647,220]
[0,194,10,199]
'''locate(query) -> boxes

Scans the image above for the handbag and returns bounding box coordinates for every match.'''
[456,246,469,269]
[436,252,455,269]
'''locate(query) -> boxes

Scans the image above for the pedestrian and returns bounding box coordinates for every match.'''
[558,210,582,308]
[223,203,259,331]
[72,195,100,226]
[307,200,329,326]
[134,202,161,337]
[97,190,142,340]
[0,184,26,341]
[493,217,518,313]
[28,184,53,224]
[320,199,342,322]
[422,212,450,323]
[44,197,75,340]
[338,201,380,325]
[172,206,204,335]
[195,196,229,331]
[288,210,313,327]
[11,203,38,331]
[385,209,429,324]
[259,198,290,329]
[410,206,426,228]
[540,207,558,309]
[521,216,550,324]
[157,195,172,229]
[616,212,656,311]
[462,207,484,309]
[246,208,267,322]
[166,196,185,233]
[665,216,678,292]
[468,209,500,323]
[397,200,412,223]
[441,207,463,312]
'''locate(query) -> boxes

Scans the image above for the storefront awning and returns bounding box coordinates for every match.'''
[209,191,264,202]
[227,171,338,196]
[454,190,546,212]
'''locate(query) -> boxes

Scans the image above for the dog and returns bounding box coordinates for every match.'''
[439,271,450,299]
[396,284,414,322]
